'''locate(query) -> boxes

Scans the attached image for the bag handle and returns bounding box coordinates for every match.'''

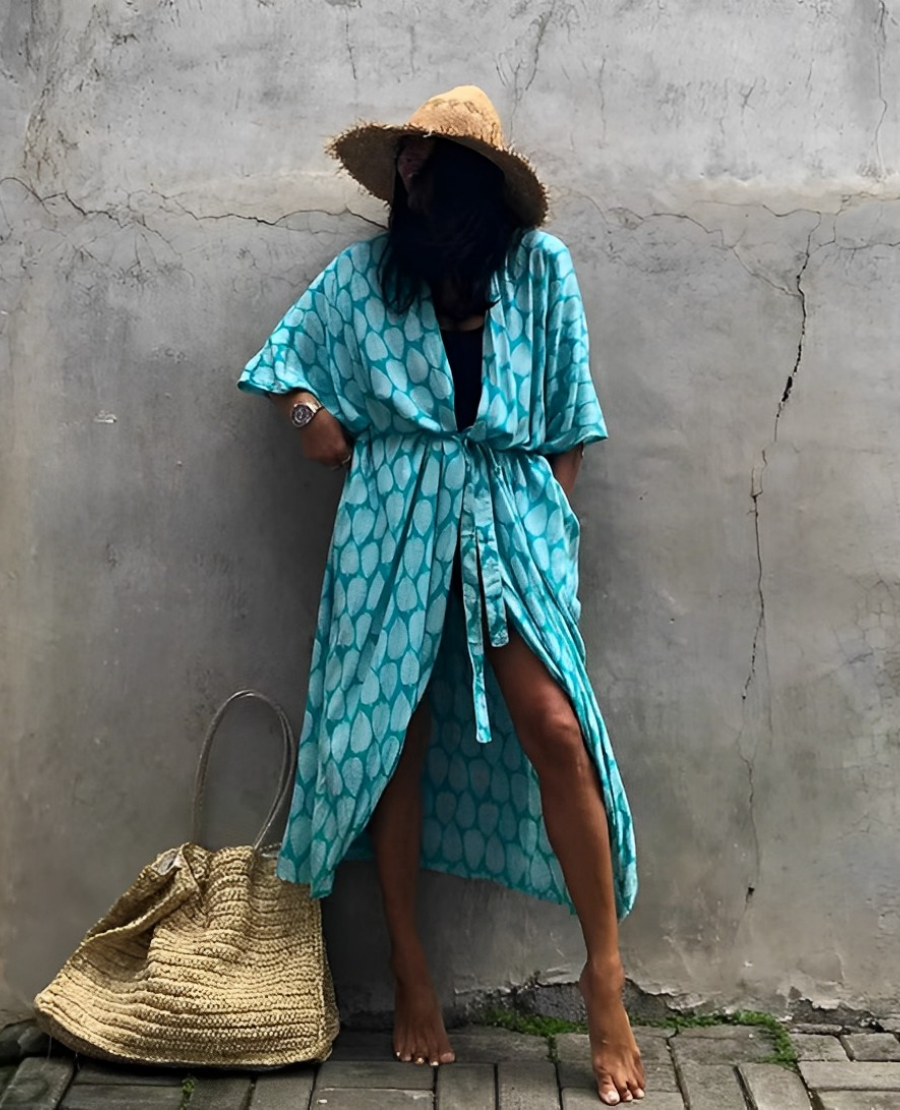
[191,689,298,851]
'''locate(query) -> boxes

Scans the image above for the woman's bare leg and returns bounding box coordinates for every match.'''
[486,628,644,1105]
[369,696,456,1067]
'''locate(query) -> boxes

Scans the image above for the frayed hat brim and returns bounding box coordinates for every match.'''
[327,96,549,228]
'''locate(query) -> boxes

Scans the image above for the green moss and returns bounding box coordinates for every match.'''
[478,1004,798,1070]
[726,1010,798,1068]
[479,1007,586,1064]
[480,1006,587,1038]
[644,1009,798,1068]
[178,1074,196,1109]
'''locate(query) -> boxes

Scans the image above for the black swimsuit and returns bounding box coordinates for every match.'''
[442,326,484,596]
[441,326,483,431]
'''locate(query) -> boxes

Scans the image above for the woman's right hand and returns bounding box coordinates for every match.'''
[299,407,353,470]
[271,391,353,470]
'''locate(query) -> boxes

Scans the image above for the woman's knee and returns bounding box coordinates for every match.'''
[517,698,588,779]
[379,696,431,796]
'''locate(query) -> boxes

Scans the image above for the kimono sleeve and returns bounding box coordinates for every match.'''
[238,261,360,428]
[539,244,608,455]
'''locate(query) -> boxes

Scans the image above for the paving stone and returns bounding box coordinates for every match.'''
[817,1094,900,1110]
[676,1063,748,1110]
[843,1034,900,1061]
[799,1062,900,1090]
[450,1029,550,1064]
[738,1063,811,1109]
[791,1024,846,1036]
[328,1032,395,1062]
[790,1035,849,1061]
[631,1094,685,1110]
[635,1037,674,1065]
[552,1034,598,1092]
[555,1031,671,1070]
[72,1064,184,1087]
[560,1094,596,1110]
[562,1091,683,1110]
[309,1091,432,1109]
[187,1076,252,1110]
[677,1025,753,1039]
[878,1016,900,1036]
[632,1027,677,1039]
[557,1058,679,1093]
[642,1063,681,1093]
[0,1057,76,1109]
[316,1060,434,1090]
[556,1041,677,1093]
[436,1063,496,1110]
[0,1071,15,1099]
[60,1086,183,1109]
[671,1028,774,1066]
[497,1060,560,1109]
[553,1034,590,1064]
[555,1059,593,1092]
[249,1069,316,1108]
[0,1025,52,1067]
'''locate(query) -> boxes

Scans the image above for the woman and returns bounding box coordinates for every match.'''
[239,86,643,1106]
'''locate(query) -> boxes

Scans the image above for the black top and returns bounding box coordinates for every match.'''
[441,327,484,431]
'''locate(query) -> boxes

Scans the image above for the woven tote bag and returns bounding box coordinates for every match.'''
[34,690,339,1067]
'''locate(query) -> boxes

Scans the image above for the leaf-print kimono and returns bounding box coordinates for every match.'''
[239,229,637,918]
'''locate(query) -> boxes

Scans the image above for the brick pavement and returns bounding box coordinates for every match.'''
[2,1021,900,1108]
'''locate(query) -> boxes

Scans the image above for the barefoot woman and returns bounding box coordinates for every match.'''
[238,86,643,1105]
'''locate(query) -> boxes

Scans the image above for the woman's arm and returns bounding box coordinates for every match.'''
[270,389,354,469]
[547,444,584,498]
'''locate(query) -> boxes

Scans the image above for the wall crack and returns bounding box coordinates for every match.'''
[871,0,890,174]
[343,10,359,88]
[0,176,385,235]
[743,458,766,701]
[739,747,760,915]
[736,214,825,923]
[774,220,818,437]
[738,459,765,923]
[574,200,806,297]
[152,191,382,230]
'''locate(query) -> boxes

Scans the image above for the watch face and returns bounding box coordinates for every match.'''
[290,403,316,428]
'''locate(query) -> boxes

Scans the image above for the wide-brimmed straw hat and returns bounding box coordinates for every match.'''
[328,85,548,228]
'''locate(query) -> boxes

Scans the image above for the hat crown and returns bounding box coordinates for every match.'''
[405,85,505,149]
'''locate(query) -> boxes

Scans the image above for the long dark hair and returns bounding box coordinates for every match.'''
[378,138,524,321]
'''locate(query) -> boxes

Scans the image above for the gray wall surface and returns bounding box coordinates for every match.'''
[2,0,899,1024]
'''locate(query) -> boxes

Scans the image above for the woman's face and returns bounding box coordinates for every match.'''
[396,136,436,212]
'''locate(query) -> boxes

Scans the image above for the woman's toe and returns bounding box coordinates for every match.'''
[597,1074,621,1106]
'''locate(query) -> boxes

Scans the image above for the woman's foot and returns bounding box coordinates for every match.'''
[391,953,456,1067]
[579,960,645,1104]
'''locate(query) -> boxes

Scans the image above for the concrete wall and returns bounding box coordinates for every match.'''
[2,0,899,1024]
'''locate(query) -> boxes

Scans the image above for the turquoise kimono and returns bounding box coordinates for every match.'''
[239,229,637,918]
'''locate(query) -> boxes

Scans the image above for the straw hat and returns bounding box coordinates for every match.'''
[328,85,548,227]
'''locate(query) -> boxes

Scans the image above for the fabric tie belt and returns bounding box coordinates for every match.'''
[458,441,509,744]
[355,428,510,745]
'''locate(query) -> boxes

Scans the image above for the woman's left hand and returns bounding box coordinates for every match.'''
[548,445,584,498]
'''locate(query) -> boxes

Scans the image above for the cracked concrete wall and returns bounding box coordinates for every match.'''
[2,0,899,1023]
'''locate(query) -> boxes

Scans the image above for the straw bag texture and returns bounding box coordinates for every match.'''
[34,690,339,1067]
